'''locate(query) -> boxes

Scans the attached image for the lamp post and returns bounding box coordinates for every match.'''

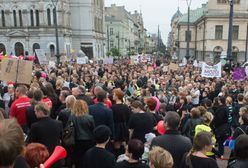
[185,0,192,60]
[51,0,60,64]
[227,0,234,62]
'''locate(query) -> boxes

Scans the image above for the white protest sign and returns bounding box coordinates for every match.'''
[201,62,221,78]
[103,57,114,64]
[77,57,87,64]
[245,66,248,76]
[35,49,48,65]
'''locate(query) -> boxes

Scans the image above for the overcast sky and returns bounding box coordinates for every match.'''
[105,0,208,44]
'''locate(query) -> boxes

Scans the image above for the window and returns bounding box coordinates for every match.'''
[233,25,239,40]
[215,25,223,40]
[110,40,114,48]
[30,10,34,26]
[14,42,24,56]
[217,0,240,4]
[110,28,113,35]
[33,43,40,53]
[185,30,191,42]
[19,10,23,27]
[53,8,56,25]
[35,10,39,26]
[47,9,51,26]
[50,45,55,57]
[13,10,17,27]
[1,10,5,27]
[0,43,6,55]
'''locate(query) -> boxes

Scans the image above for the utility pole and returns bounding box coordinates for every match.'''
[157,25,160,57]
[227,0,234,62]
[245,23,248,62]
[107,25,110,52]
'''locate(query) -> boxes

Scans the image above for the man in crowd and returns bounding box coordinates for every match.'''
[9,85,31,133]
[151,112,192,168]
[89,90,114,137]
[72,86,94,105]
[28,102,63,154]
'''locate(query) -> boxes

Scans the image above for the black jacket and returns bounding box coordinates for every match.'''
[228,160,248,168]
[72,114,95,141]
[151,130,192,168]
[77,94,94,106]
[89,103,114,137]
[212,105,229,128]
[28,117,63,154]
[26,105,38,129]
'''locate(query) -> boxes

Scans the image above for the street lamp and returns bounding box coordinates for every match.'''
[185,0,192,60]
[227,0,234,62]
[51,0,60,64]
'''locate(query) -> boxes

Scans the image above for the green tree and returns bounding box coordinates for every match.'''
[110,48,120,57]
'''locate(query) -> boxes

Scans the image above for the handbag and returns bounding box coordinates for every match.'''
[62,115,75,146]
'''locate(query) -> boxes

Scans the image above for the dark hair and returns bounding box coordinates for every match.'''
[164,112,180,130]
[241,113,248,125]
[60,90,70,100]
[234,134,248,160]
[33,89,44,102]
[131,100,144,110]
[127,139,144,160]
[192,131,212,151]
[0,119,24,167]
[219,96,226,105]
[93,125,111,144]
[237,94,244,102]
[204,99,212,108]
[96,90,107,102]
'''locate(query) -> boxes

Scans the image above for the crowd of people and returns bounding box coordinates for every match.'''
[0,57,248,168]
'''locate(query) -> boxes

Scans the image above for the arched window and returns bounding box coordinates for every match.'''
[32,43,40,53]
[30,10,34,26]
[0,43,6,55]
[35,10,39,26]
[53,8,56,25]
[19,10,23,27]
[47,9,51,26]
[14,42,24,56]
[13,10,17,27]
[1,10,5,27]
[50,44,55,57]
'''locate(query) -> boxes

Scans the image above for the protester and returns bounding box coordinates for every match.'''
[0,119,28,168]
[149,146,174,168]
[83,125,116,168]
[151,112,192,168]
[71,100,95,168]
[181,131,218,168]
[9,85,31,133]
[228,135,248,168]
[72,86,94,105]
[24,143,49,168]
[115,139,149,168]
[89,90,114,136]
[27,102,63,154]
[128,100,156,143]
[3,84,15,115]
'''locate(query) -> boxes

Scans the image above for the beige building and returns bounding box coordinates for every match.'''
[169,0,248,62]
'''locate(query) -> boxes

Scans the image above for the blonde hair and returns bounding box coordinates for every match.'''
[56,79,64,90]
[65,95,76,110]
[149,146,174,168]
[72,100,89,117]
[202,112,213,124]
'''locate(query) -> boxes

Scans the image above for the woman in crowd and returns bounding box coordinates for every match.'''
[57,95,76,128]
[149,146,174,168]
[211,96,230,157]
[232,113,248,140]
[115,139,149,168]
[181,131,218,168]
[24,143,49,168]
[71,100,95,168]
[228,135,248,168]
[128,100,156,143]
[111,88,131,157]
[3,84,15,115]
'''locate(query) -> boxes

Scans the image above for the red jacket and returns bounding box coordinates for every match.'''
[93,98,112,109]
[10,97,31,126]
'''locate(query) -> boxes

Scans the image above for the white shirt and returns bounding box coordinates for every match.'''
[191,89,200,105]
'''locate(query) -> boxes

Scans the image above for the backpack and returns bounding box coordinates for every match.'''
[62,115,75,147]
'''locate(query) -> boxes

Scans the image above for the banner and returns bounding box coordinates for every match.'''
[35,49,48,65]
[201,62,221,78]
[103,57,114,64]
[233,67,246,81]
[0,59,33,84]
[169,63,179,71]
[77,57,87,64]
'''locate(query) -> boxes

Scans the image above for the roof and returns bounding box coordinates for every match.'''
[171,9,183,23]
[178,4,207,24]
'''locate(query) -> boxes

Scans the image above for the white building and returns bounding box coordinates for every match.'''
[0,0,105,59]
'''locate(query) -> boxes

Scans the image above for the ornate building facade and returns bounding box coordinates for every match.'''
[0,0,105,59]
[168,0,248,62]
